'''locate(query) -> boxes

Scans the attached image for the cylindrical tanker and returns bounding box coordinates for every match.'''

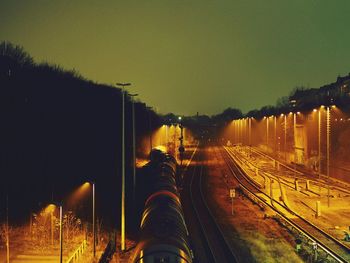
[130,149,192,263]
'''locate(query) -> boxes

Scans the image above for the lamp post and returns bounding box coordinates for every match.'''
[244,118,247,145]
[293,112,297,176]
[266,116,269,147]
[314,108,322,179]
[92,182,96,257]
[59,204,63,263]
[6,195,9,263]
[248,117,252,156]
[326,106,331,207]
[116,82,131,251]
[274,115,277,155]
[283,114,287,161]
[318,109,322,179]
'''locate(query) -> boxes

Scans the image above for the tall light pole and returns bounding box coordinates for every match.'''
[248,118,251,145]
[235,120,237,144]
[284,114,287,161]
[266,117,269,147]
[116,82,131,251]
[92,182,96,257]
[326,106,331,207]
[244,118,247,145]
[248,117,252,154]
[6,195,9,263]
[274,115,277,155]
[130,94,138,203]
[59,204,63,263]
[314,108,322,179]
[293,112,297,175]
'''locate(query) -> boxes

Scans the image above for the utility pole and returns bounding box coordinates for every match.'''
[92,182,95,257]
[274,116,277,155]
[6,195,9,263]
[248,117,252,158]
[266,117,269,147]
[294,112,297,176]
[59,205,63,263]
[116,82,131,251]
[326,106,330,207]
[318,108,322,179]
[284,114,287,161]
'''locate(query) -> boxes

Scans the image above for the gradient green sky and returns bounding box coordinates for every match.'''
[1,0,350,115]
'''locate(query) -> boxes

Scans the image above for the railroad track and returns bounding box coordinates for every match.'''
[225,146,316,193]
[248,146,350,194]
[185,146,239,263]
[219,146,350,263]
[227,146,350,202]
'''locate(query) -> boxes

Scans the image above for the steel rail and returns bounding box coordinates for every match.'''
[188,147,239,263]
[220,146,350,263]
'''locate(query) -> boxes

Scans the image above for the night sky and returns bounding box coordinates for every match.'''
[1,0,350,115]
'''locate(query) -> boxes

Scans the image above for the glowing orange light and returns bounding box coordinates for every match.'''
[313,109,317,112]
[66,182,91,207]
[43,204,56,214]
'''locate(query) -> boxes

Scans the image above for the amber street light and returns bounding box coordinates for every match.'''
[83,182,96,257]
[91,182,96,257]
[43,203,63,263]
[116,82,131,251]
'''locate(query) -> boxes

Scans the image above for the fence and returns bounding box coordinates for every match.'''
[66,239,87,263]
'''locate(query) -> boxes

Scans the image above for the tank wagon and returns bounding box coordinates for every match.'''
[130,149,193,263]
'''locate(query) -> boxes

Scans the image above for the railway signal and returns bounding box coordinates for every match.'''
[230,189,235,215]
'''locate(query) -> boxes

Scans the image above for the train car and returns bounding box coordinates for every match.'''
[130,149,193,263]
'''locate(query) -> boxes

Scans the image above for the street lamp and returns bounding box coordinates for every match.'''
[265,116,269,147]
[326,105,331,207]
[284,113,288,161]
[42,203,62,262]
[68,182,96,256]
[90,182,96,257]
[293,111,297,176]
[5,195,9,263]
[313,108,322,179]
[116,82,131,251]
[274,115,277,155]
[248,117,252,156]
[59,204,63,263]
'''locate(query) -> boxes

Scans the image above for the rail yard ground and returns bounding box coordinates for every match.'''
[180,144,303,262]
[203,145,303,262]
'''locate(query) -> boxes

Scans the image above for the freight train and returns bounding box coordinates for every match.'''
[130,149,193,263]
